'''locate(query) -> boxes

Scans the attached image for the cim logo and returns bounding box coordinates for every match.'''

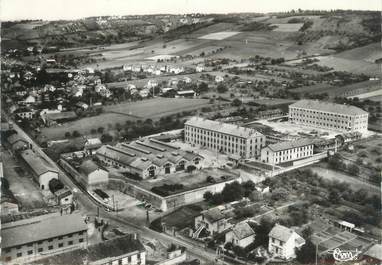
[331,248,362,262]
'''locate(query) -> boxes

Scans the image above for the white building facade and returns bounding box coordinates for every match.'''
[185,117,266,159]
[261,139,314,165]
[289,100,368,133]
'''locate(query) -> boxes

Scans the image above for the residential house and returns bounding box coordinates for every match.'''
[78,160,109,188]
[176,90,196,98]
[84,138,102,154]
[146,80,158,89]
[22,95,36,105]
[194,207,232,235]
[225,222,256,248]
[1,189,19,216]
[215,75,224,83]
[6,134,30,152]
[14,107,35,120]
[75,102,89,110]
[20,149,59,190]
[268,224,306,260]
[196,65,205,72]
[54,187,73,205]
[139,88,150,98]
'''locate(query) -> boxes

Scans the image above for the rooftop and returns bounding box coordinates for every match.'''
[364,244,382,260]
[79,159,104,175]
[231,222,255,240]
[7,133,28,145]
[185,116,263,138]
[266,138,314,152]
[30,235,145,265]
[1,213,87,249]
[202,207,226,223]
[20,149,58,176]
[290,100,368,116]
[269,224,297,243]
[45,111,77,121]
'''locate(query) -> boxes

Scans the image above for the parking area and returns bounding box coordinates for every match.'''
[1,148,47,210]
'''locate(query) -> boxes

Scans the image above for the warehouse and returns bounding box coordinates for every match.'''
[20,149,59,190]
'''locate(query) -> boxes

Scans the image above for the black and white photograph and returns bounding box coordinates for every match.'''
[0,0,381,264]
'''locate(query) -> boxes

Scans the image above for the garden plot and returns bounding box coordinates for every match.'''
[198,31,241,40]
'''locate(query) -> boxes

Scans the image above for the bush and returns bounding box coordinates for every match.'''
[186,165,197,173]
[49,178,64,193]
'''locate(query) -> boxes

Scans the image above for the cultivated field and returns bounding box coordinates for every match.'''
[271,23,303,32]
[40,98,211,140]
[198,31,241,40]
[316,55,380,76]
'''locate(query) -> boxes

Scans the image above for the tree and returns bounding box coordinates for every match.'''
[271,187,288,201]
[204,191,213,201]
[101,133,113,143]
[231,98,242,107]
[72,130,81,138]
[348,164,360,176]
[217,83,228,93]
[97,127,105,134]
[221,181,244,202]
[254,217,275,247]
[64,132,71,138]
[49,178,64,193]
[186,165,196,173]
[296,240,316,264]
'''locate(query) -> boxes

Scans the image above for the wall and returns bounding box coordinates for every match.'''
[109,174,241,212]
[39,171,59,190]
[155,252,186,265]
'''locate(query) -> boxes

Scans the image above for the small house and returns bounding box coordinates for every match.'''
[225,222,256,248]
[79,160,109,188]
[268,224,305,260]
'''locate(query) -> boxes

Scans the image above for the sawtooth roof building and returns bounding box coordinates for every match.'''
[289,100,368,133]
[96,138,203,179]
[184,116,266,159]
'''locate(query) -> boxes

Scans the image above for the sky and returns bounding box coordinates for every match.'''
[1,0,380,21]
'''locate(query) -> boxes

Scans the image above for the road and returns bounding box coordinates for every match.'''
[3,112,221,264]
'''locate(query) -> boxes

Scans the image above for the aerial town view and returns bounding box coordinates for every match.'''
[0,0,381,264]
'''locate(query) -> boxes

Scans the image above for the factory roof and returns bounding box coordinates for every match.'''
[1,213,87,249]
[20,149,58,176]
[266,138,314,152]
[290,100,368,116]
[185,116,263,138]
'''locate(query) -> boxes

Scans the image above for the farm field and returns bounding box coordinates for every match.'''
[40,98,211,140]
[347,89,382,99]
[335,42,381,63]
[271,23,303,32]
[316,55,380,76]
[103,97,211,117]
[198,31,241,40]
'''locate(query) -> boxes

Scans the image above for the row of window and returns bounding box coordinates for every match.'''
[290,108,355,119]
[5,238,84,261]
